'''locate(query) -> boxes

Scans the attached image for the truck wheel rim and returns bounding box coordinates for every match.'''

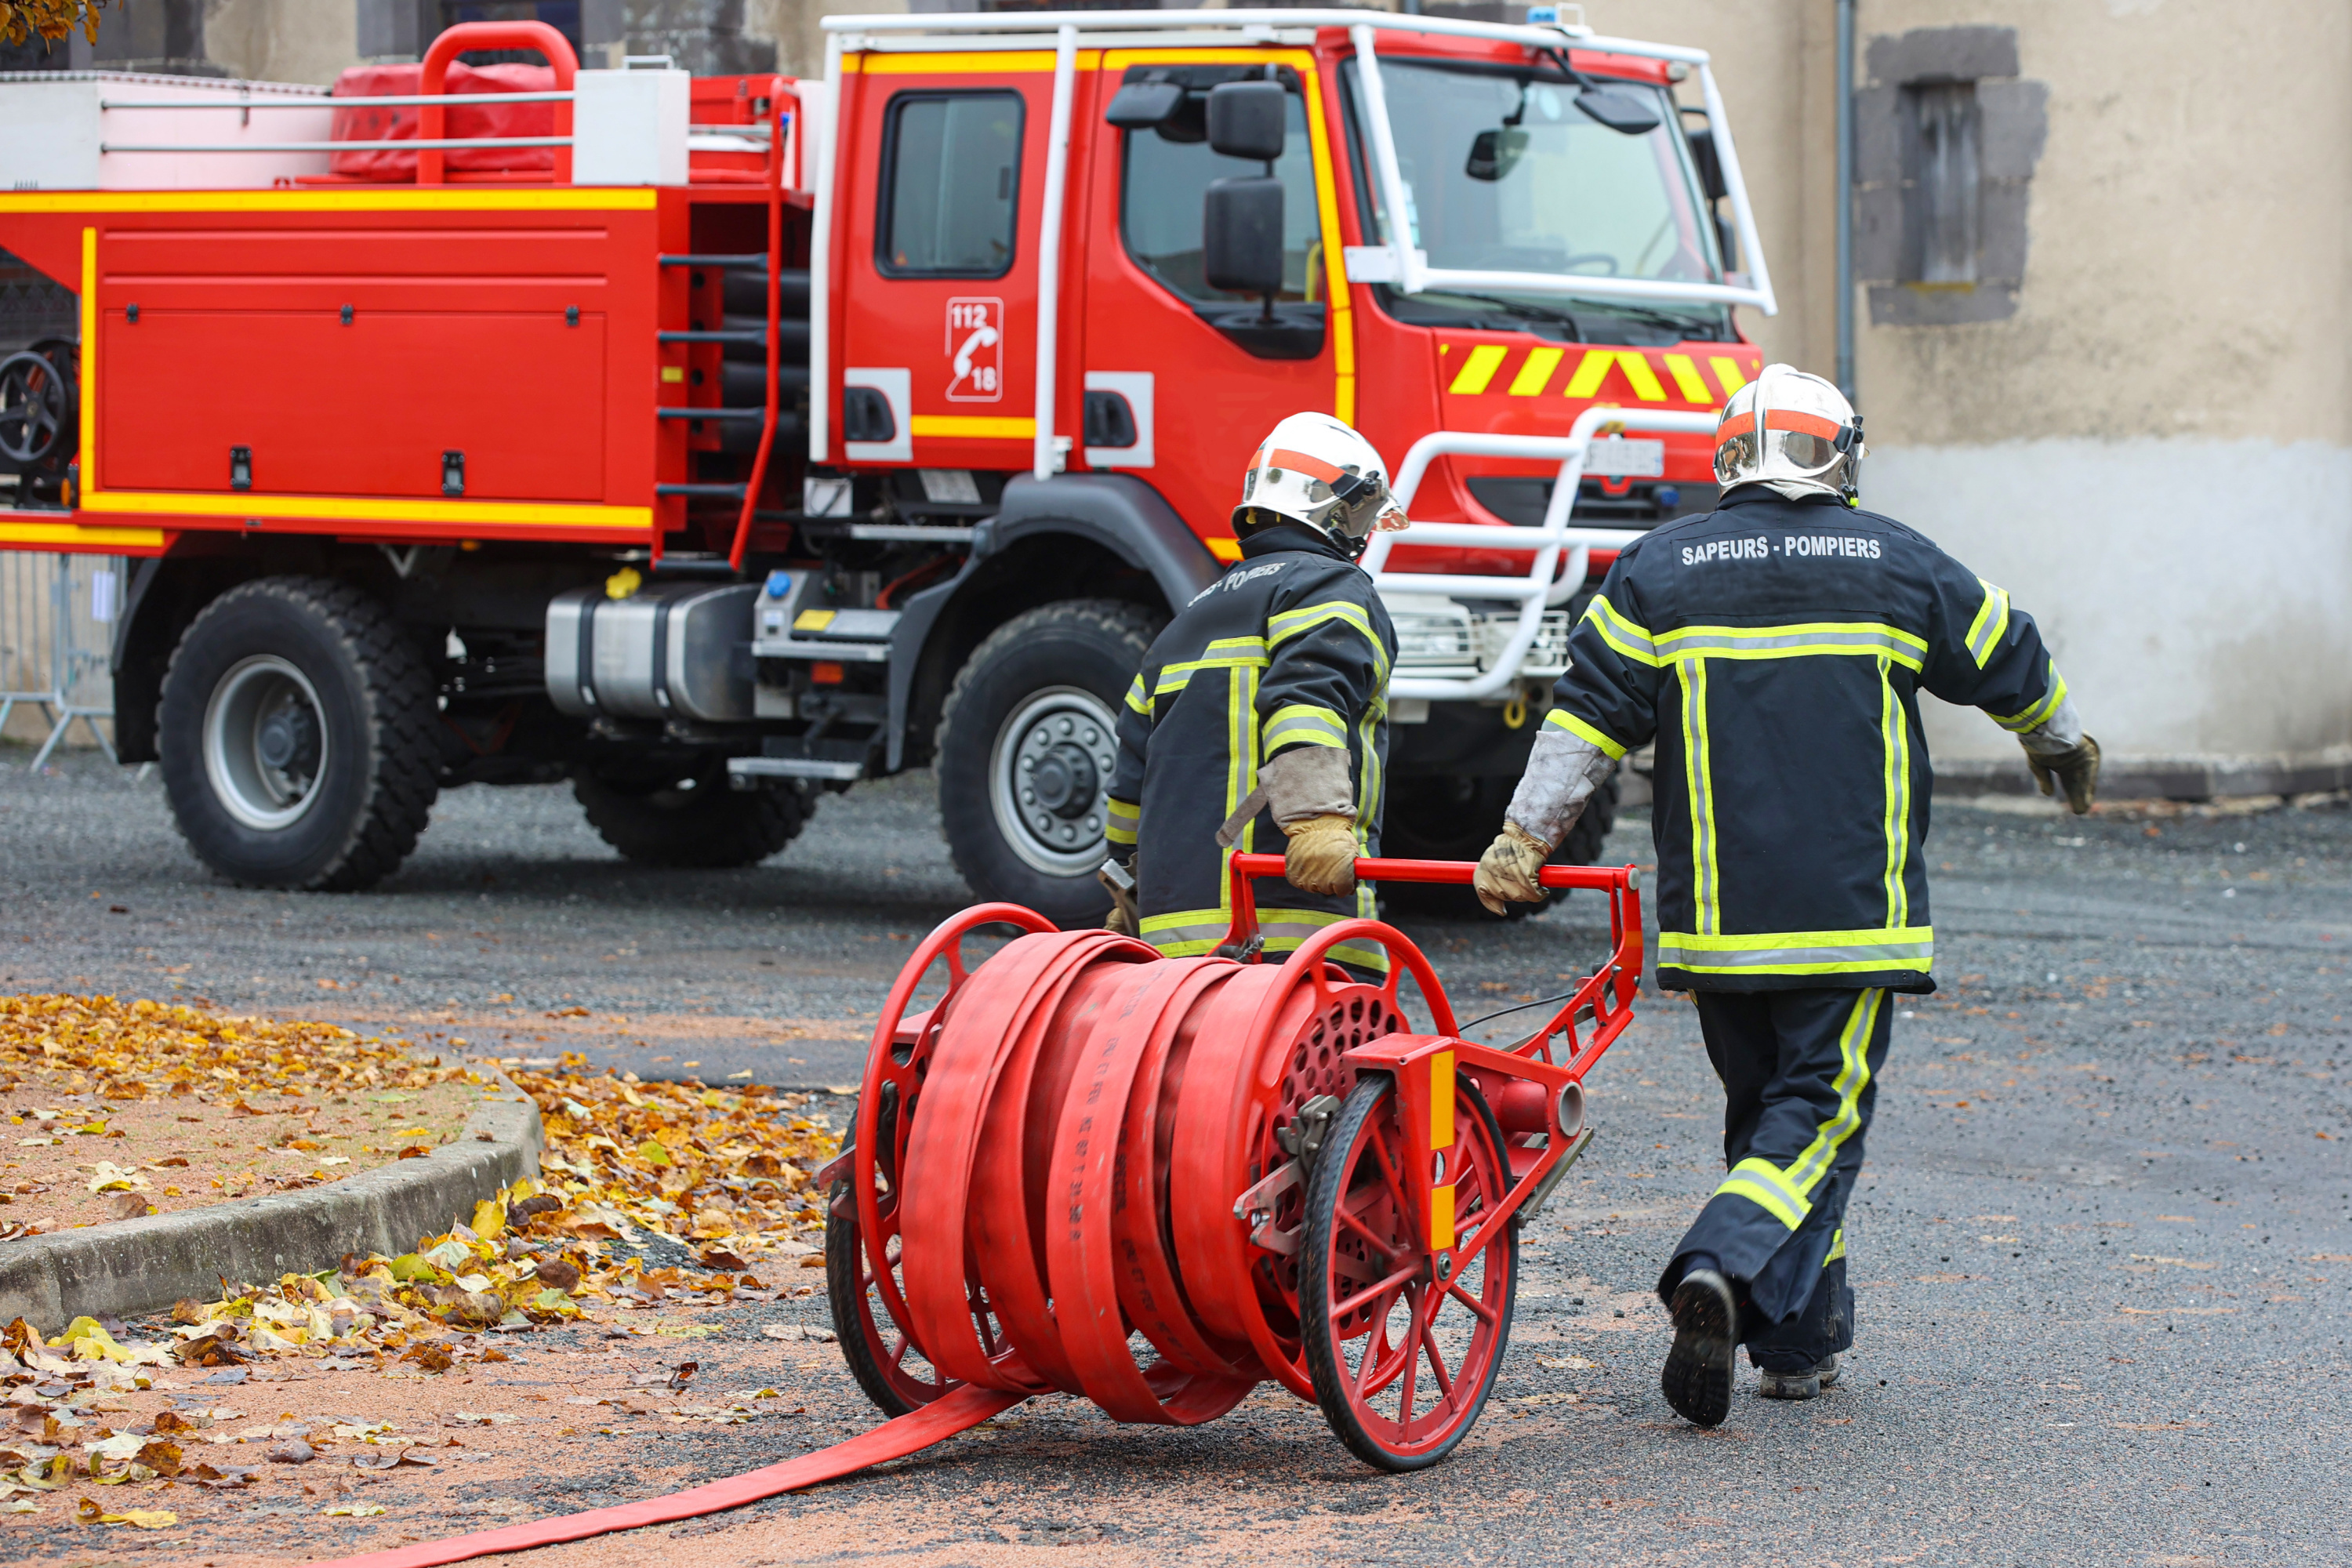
[989,686,1118,877]
[203,655,330,832]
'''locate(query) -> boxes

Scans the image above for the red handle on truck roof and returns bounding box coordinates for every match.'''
[419,20,577,186]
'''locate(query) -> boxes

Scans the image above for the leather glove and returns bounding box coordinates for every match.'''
[1098,854,1139,936]
[2023,734,2100,815]
[1283,815,1358,897]
[1474,821,1552,916]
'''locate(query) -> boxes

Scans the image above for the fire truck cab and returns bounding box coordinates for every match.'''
[0,7,1770,920]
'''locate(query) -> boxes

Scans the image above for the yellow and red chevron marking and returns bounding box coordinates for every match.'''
[1439,342,1761,406]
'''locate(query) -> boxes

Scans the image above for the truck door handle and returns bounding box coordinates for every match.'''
[1082,390,1137,450]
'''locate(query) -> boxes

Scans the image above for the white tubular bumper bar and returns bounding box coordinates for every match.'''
[1371,407,1718,701]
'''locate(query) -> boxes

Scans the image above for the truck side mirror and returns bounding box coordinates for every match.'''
[1684,123,1728,201]
[1574,82,1661,136]
[1203,177,1284,303]
[1206,80,1285,162]
[1105,79,1184,129]
[1465,127,1529,182]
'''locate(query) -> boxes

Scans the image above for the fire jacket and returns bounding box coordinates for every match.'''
[1544,488,2074,993]
[1106,522,1397,971]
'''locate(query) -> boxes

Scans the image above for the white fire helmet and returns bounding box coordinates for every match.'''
[1711,363,1866,503]
[1232,412,1408,558]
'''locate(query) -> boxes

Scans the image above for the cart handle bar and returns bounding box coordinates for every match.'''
[1225,852,1638,894]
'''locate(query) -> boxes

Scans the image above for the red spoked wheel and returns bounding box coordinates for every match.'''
[829,902,1054,1416]
[1298,1071,1518,1471]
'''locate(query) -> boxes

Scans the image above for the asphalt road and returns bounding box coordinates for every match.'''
[2,745,2347,1566]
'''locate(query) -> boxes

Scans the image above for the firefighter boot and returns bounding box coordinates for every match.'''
[1661,1265,1740,1427]
[1758,1354,1840,1400]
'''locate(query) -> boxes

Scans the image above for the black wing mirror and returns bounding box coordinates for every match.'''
[1683,122,1728,201]
[1206,79,1285,162]
[1203,176,1284,304]
[1465,127,1530,182]
[1574,82,1661,136]
[1106,79,1184,129]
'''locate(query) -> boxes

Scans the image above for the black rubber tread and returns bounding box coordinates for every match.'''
[933,597,1162,927]
[1381,765,1620,920]
[1301,1073,1517,1472]
[157,575,440,892]
[825,1181,921,1418]
[1661,1269,1740,1427]
[572,762,809,868]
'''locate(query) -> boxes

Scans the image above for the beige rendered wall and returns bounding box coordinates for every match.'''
[201,0,360,86]
[1594,2,2352,792]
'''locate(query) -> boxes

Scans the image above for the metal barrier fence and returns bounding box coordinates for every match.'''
[0,553,120,771]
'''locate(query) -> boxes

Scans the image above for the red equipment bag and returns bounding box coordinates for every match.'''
[328,62,557,181]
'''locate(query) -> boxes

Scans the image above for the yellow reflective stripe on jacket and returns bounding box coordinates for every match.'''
[1655,621,1926,670]
[1782,989,1884,1196]
[1543,706,1629,760]
[1825,1227,1846,1264]
[1994,662,2068,734]
[1879,658,1910,928]
[1123,673,1149,716]
[1263,702,1348,754]
[1679,659,1720,937]
[1105,796,1140,847]
[1714,1157,1811,1231]
[1964,579,2011,668]
[1657,927,1934,975]
[1581,593,1659,666]
[1268,601,1390,680]
[1152,637,1270,704]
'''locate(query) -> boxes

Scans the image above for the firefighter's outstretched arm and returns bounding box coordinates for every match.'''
[1219,577,1390,898]
[1476,576,1664,914]
[1924,559,2100,815]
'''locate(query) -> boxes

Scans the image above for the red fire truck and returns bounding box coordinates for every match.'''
[0,7,1770,922]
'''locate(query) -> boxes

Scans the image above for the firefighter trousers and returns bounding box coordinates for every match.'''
[1657,985,1893,1372]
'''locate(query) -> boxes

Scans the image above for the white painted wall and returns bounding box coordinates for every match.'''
[1872,439,2352,782]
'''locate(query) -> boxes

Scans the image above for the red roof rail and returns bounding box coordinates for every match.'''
[419,21,577,185]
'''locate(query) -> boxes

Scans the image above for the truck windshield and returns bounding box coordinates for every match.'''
[1347,57,1733,343]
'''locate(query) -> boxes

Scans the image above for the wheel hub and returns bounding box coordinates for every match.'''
[202,655,330,832]
[255,702,319,775]
[1029,742,1098,818]
[989,688,1120,877]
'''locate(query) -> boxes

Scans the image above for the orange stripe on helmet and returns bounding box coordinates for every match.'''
[1712,409,1844,449]
[1260,447,1348,484]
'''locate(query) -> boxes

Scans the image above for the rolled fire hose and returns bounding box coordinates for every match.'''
[314,857,1641,1568]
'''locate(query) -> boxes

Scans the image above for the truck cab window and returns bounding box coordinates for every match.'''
[1120,90,1321,306]
[880,92,1023,277]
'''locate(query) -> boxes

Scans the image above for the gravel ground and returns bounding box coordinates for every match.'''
[0,745,2347,1566]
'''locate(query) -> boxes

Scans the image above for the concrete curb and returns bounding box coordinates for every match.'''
[0,1062,543,1333]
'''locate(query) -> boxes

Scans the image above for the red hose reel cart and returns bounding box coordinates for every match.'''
[827,851,1645,1470]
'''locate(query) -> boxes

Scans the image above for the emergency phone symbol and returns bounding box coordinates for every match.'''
[946,296,1003,403]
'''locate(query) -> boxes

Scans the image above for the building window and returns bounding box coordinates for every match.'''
[1904,82,1980,285]
[878,93,1025,278]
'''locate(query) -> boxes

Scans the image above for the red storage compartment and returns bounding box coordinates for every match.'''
[328,62,557,181]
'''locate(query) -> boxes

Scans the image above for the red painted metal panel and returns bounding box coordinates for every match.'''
[100,307,607,500]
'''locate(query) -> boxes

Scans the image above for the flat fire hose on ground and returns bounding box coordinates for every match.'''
[312,856,1642,1568]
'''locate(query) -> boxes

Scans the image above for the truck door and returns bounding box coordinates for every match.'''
[1080,53,1353,554]
[830,54,1047,477]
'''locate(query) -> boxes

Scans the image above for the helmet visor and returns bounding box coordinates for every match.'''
[1327,469,1405,538]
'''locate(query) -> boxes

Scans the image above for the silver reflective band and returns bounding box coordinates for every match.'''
[1657,938,1933,968]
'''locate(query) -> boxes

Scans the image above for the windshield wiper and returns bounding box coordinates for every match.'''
[1566,299,1728,340]
[1426,292,1585,339]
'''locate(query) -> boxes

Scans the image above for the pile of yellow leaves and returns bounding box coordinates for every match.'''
[514,1063,839,1272]
[0,993,467,1109]
[0,2,105,50]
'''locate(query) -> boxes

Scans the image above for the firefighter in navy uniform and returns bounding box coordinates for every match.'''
[1475,365,2103,1426]
[1100,413,1405,971]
